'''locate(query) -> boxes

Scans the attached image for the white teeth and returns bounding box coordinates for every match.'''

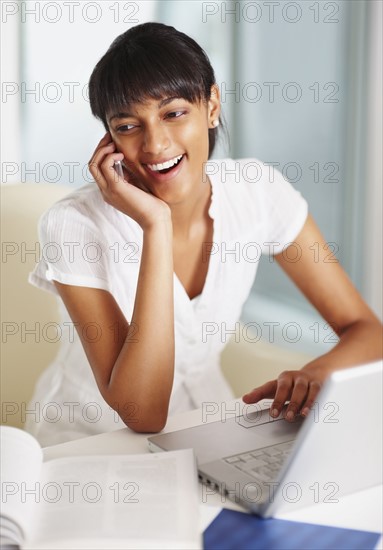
[148,155,183,172]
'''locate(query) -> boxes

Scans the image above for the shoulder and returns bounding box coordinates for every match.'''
[207,157,275,217]
[38,183,140,241]
[41,183,105,222]
[207,158,308,242]
[207,157,285,188]
[208,157,306,207]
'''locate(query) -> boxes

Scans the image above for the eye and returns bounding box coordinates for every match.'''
[116,123,137,133]
[166,110,185,119]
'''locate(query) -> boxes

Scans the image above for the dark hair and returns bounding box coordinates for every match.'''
[88,22,222,158]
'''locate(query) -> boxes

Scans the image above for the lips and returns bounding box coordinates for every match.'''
[144,154,185,180]
[147,154,183,173]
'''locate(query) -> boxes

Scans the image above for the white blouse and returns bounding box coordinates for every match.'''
[26,158,308,446]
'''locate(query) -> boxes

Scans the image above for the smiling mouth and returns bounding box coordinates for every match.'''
[146,154,184,174]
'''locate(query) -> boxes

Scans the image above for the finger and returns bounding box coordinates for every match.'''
[98,131,112,144]
[93,132,112,151]
[284,376,309,421]
[100,151,125,189]
[121,161,152,194]
[89,139,115,167]
[88,143,114,187]
[300,380,322,417]
[88,133,113,167]
[242,380,278,404]
[89,143,120,191]
[270,372,294,418]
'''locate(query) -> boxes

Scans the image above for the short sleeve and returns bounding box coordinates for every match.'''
[29,201,110,295]
[256,162,308,255]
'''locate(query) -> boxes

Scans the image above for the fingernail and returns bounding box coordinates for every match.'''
[271,408,279,417]
[286,411,294,421]
[301,407,309,417]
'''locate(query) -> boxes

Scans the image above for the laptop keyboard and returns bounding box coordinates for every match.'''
[224,440,295,482]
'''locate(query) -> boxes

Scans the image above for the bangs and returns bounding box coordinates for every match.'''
[88,22,221,157]
[89,30,213,127]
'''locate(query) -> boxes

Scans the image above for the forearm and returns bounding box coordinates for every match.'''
[302,317,383,378]
[107,219,175,431]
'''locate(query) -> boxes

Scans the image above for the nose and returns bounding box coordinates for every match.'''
[141,123,170,156]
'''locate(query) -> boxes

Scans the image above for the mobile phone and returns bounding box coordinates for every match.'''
[114,160,124,179]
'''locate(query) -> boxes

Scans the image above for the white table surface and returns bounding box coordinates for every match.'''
[43,399,382,547]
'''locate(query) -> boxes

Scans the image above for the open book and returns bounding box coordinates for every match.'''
[0,426,201,549]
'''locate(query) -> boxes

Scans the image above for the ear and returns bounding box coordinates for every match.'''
[208,84,221,128]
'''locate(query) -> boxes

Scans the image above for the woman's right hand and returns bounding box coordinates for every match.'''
[88,132,171,230]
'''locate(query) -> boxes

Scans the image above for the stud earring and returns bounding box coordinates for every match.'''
[212,119,219,128]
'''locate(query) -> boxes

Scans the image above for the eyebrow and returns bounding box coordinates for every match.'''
[108,97,181,123]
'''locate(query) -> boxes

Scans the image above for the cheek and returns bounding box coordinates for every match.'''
[115,139,139,162]
[109,134,126,154]
[181,119,210,158]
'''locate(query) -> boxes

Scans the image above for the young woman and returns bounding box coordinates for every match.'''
[27,22,382,446]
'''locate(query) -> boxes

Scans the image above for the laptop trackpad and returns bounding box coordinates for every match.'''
[149,412,303,465]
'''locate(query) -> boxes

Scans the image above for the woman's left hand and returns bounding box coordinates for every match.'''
[242,214,382,421]
[242,366,330,421]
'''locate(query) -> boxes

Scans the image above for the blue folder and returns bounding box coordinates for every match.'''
[203,509,381,550]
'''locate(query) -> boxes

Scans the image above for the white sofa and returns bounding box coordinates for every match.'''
[1,183,72,428]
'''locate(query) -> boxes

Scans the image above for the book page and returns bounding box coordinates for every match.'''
[0,427,43,547]
[24,449,200,549]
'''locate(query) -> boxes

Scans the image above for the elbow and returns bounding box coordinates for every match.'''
[106,397,169,434]
[104,377,172,433]
[126,417,167,434]
[123,407,168,433]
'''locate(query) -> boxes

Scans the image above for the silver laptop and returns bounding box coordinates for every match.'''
[148,360,382,517]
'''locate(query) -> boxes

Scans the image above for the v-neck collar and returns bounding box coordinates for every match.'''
[173,172,220,310]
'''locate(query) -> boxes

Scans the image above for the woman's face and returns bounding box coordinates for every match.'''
[107,88,220,205]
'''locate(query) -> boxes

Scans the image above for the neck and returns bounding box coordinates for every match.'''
[170,178,212,240]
